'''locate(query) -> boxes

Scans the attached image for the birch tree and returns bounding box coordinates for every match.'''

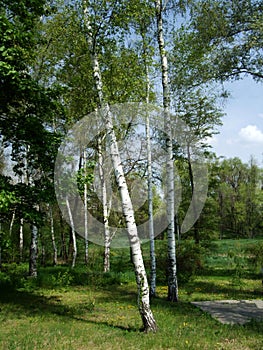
[66,197,77,268]
[141,27,156,298]
[82,149,89,265]
[97,136,111,272]
[155,0,178,302]
[19,218,24,263]
[145,74,156,298]
[81,0,157,332]
[29,224,38,277]
[49,205,57,266]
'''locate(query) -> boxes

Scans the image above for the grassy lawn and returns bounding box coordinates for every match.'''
[0,239,262,350]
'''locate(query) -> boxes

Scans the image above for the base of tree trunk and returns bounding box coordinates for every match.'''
[28,271,37,278]
[141,305,158,333]
[168,285,178,302]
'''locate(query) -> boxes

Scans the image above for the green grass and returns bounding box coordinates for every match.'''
[0,284,262,350]
[0,238,262,349]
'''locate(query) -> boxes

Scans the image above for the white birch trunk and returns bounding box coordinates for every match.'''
[49,206,57,266]
[19,218,24,263]
[29,224,38,277]
[83,149,89,265]
[155,0,178,302]
[98,137,111,272]
[82,1,157,332]
[66,197,77,268]
[9,210,15,237]
[145,64,156,298]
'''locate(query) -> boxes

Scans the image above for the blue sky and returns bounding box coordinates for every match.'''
[208,77,263,165]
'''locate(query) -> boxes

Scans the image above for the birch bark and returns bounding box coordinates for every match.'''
[98,136,111,272]
[29,224,38,277]
[82,0,157,332]
[9,210,15,237]
[19,218,24,263]
[145,65,156,298]
[66,197,77,268]
[49,206,57,266]
[83,149,89,265]
[155,0,178,302]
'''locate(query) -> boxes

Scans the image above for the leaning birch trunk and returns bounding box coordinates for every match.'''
[29,224,38,277]
[98,137,111,272]
[82,1,157,332]
[19,218,24,263]
[66,197,77,268]
[155,0,178,302]
[83,149,89,265]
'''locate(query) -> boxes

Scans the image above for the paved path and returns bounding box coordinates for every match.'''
[191,300,263,325]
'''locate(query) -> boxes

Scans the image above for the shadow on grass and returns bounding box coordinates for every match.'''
[0,287,73,317]
[0,281,262,335]
[0,283,201,333]
[0,285,140,333]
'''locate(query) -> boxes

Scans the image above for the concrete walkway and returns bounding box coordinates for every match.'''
[191,300,263,325]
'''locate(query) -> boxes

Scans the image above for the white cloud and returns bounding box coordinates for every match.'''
[239,125,263,143]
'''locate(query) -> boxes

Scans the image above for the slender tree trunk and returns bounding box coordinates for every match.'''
[144,60,156,298]
[60,214,68,262]
[66,197,77,268]
[155,0,178,302]
[98,136,111,272]
[49,206,57,266]
[9,210,15,237]
[19,218,24,263]
[82,1,157,332]
[41,237,46,267]
[83,149,89,265]
[146,115,156,298]
[29,224,38,277]
[67,151,83,268]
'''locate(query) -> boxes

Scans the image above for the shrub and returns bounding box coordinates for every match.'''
[37,267,74,289]
[155,240,205,284]
[0,263,28,289]
[177,241,205,283]
[246,241,263,273]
